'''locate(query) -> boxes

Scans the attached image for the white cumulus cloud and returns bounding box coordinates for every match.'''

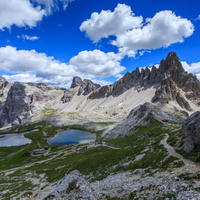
[80,3,143,43]
[0,46,124,88]
[81,4,194,56]
[69,50,125,78]
[112,11,194,52]
[181,61,200,75]
[0,0,74,30]
[0,0,45,30]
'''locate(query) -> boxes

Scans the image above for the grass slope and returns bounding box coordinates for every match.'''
[0,121,184,199]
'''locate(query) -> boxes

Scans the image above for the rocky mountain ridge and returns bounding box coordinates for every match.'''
[89,52,200,111]
[0,52,199,128]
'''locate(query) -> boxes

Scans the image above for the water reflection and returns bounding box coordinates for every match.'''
[0,129,37,147]
[48,129,96,145]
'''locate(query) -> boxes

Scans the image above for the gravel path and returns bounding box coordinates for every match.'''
[160,132,200,176]
[160,134,191,165]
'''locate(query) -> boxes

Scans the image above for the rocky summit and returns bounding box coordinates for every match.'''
[1,52,200,200]
[89,52,200,111]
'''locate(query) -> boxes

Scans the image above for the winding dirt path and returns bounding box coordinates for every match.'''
[160,132,200,175]
[160,134,192,165]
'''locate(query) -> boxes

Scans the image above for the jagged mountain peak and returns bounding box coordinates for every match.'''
[88,52,200,111]
[70,76,82,88]
[159,51,185,77]
[61,77,101,104]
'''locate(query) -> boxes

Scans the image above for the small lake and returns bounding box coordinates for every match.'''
[0,129,38,147]
[48,129,96,145]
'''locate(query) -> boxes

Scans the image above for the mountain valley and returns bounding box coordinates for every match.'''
[0,52,200,199]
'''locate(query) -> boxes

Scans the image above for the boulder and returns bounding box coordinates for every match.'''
[44,170,97,200]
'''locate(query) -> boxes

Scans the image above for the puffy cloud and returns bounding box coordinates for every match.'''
[112,11,194,52]
[80,3,143,43]
[0,0,74,30]
[0,0,45,30]
[69,50,125,78]
[196,15,200,20]
[0,46,124,88]
[181,61,200,75]
[17,34,39,41]
[81,5,194,56]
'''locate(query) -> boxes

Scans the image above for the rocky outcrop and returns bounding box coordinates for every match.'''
[152,52,199,111]
[71,76,82,88]
[44,170,98,200]
[182,111,200,152]
[152,78,192,111]
[77,79,100,96]
[88,67,155,99]
[2,82,33,127]
[70,76,100,96]
[91,171,200,200]
[61,78,101,103]
[89,52,200,111]
[105,102,188,138]
[0,76,8,96]
[88,84,113,99]
[61,89,76,103]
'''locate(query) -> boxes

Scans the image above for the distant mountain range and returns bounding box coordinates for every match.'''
[0,52,199,128]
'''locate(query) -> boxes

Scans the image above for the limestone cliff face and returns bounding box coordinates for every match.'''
[71,76,82,88]
[89,52,200,111]
[61,89,76,103]
[152,78,192,111]
[0,77,11,127]
[61,77,101,103]
[0,76,8,97]
[182,111,200,152]
[0,79,64,128]
[4,82,32,126]
[77,79,100,96]
[152,52,200,111]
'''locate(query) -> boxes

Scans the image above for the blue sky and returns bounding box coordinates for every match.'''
[0,0,200,87]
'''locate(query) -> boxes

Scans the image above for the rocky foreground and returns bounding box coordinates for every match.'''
[42,169,200,200]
